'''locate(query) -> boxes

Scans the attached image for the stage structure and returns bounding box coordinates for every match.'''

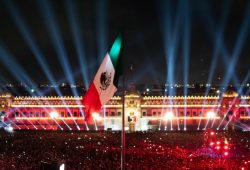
[1,89,250,131]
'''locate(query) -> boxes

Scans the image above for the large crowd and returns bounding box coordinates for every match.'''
[0,130,249,169]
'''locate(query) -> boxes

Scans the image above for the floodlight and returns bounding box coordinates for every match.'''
[206,111,216,119]
[92,112,103,121]
[50,111,59,118]
[92,112,98,119]
[4,126,14,133]
[59,163,65,170]
[96,116,103,121]
[163,111,174,121]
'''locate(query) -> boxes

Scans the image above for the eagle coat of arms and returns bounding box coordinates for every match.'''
[100,71,112,90]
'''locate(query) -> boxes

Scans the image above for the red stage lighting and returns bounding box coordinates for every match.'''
[216,146,220,150]
[210,132,215,135]
[224,146,228,150]
[210,142,214,146]
[224,152,228,156]
[216,141,220,145]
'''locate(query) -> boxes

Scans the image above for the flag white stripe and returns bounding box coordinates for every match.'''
[93,53,117,105]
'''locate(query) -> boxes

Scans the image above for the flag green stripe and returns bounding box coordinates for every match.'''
[109,34,122,68]
[109,34,122,87]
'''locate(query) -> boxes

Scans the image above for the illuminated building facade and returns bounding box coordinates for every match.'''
[0,90,250,131]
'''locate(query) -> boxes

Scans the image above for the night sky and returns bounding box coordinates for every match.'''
[0,0,250,87]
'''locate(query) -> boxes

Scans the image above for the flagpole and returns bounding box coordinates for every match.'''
[121,74,125,170]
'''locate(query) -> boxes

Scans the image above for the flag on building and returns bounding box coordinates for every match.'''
[83,35,122,123]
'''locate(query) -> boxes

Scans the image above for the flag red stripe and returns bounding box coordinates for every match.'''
[82,82,102,124]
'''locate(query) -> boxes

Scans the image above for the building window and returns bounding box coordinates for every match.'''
[153,112,157,116]
[180,112,184,116]
[105,112,108,116]
[111,119,115,125]
[23,112,27,116]
[240,111,245,116]
[193,112,197,116]
[61,112,64,117]
[35,112,39,117]
[187,112,190,116]
[79,112,84,117]
[111,112,115,116]
[42,112,45,117]
[67,112,71,117]
[15,112,19,117]
[147,112,152,116]
[158,112,161,117]
[73,112,77,117]
[117,112,121,116]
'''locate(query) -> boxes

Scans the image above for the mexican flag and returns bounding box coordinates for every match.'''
[83,35,122,123]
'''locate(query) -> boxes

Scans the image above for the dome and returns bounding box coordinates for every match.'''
[223,90,238,97]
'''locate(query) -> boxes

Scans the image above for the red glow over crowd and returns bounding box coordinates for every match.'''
[0,130,250,169]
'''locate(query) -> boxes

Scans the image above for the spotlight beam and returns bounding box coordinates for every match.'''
[201,0,248,91]
[0,44,43,97]
[3,0,73,130]
[96,0,109,63]
[14,108,37,130]
[38,0,82,129]
[65,0,91,130]
[218,72,250,130]
[216,6,250,128]
[3,0,67,98]
[204,0,230,96]
[38,0,76,87]
[0,44,60,129]
[65,0,90,87]
[219,71,250,130]
[181,0,191,130]
[199,1,230,124]
[0,76,20,95]
[158,1,182,130]
[3,116,21,130]
[220,6,250,88]
[201,2,250,130]
[157,0,181,95]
